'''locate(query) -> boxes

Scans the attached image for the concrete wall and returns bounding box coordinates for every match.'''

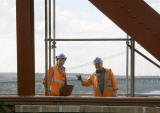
[15,105,160,113]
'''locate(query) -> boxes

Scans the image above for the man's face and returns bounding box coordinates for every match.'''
[57,58,66,67]
[94,63,103,71]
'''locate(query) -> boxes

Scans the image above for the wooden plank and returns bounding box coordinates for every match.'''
[1,96,160,106]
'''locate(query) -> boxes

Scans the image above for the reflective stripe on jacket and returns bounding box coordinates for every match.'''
[82,68,118,97]
[42,64,67,96]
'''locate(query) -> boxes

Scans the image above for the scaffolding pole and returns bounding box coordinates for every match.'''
[47,38,129,41]
[126,35,129,97]
[130,38,135,97]
[48,0,52,96]
[53,0,56,65]
[127,45,160,69]
[45,0,49,96]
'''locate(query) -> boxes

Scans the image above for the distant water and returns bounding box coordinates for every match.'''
[148,90,160,94]
[0,73,160,94]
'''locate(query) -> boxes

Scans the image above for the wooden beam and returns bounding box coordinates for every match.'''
[89,0,160,62]
[16,0,35,96]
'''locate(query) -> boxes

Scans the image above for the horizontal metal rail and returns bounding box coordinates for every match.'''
[45,38,130,41]
[0,96,160,106]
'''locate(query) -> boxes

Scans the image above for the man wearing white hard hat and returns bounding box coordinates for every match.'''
[77,57,118,97]
[42,53,68,96]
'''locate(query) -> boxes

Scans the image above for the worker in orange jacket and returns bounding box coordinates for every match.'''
[77,57,118,97]
[42,53,67,96]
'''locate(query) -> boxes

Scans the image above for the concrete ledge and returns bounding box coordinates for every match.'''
[80,106,142,113]
[146,107,160,113]
[15,105,153,113]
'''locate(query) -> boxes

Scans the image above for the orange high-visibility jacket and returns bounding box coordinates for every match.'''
[82,68,118,97]
[42,64,67,96]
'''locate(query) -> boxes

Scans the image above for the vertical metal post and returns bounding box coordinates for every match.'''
[48,0,52,95]
[53,0,56,65]
[45,0,48,96]
[130,38,135,97]
[126,35,129,97]
[16,0,35,96]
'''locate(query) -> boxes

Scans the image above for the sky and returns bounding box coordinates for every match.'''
[0,0,160,76]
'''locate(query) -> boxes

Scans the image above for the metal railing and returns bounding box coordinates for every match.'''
[44,0,160,97]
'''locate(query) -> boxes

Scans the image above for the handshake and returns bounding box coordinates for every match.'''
[76,75,82,81]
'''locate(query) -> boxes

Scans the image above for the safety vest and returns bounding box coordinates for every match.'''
[42,64,66,96]
[82,68,118,97]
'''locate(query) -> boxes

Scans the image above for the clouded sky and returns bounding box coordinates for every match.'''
[0,0,160,76]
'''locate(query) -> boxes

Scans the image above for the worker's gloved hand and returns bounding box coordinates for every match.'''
[76,75,82,81]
